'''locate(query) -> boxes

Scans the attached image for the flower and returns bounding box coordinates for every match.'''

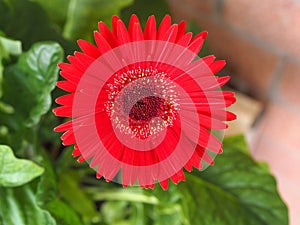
[53,14,236,190]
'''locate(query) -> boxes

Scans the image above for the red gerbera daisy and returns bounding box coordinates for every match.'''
[53,14,236,190]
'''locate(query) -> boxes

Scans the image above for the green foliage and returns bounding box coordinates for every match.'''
[0,35,21,98]
[3,42,63,127]
[33,0,134,42]
[0,42,63,152]
[0,0,289,225]
[58,171,100,223]
[0,0,75,54]
[0,185,56,225]
[0,145,44,187]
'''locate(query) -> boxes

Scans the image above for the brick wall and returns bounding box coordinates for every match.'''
[166,0,300,224]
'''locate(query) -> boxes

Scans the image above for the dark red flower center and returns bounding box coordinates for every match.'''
[105,67,179,139]
[129,96,164,121]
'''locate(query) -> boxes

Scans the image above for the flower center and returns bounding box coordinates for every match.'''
[105,67,179,139]
[129,96,164,121]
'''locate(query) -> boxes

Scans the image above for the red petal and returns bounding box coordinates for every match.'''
[209,60,226,74]
[159,24,178,42]
[111,15,120,36]
[98,21,118,48]
[176,32,192,47]
[202,55,216,65]
[184,147,203,172]
[144,15,157,40]
[56,80,76,92]
[225,97,237,107]
[170,170,185,184]
[221,91,235,98]
[145,184,155,189]
[188,36,204,55]
[96,172,102,179]
[58,62,82,83]
[53,105,72,117]
[94,31,112,54]
[55,94,74,106]
[73,145,81,157]
[116,19,131,44]
[158,15,171,39]
[191,31,208,42]
[200,76,230,91]
[61,130,76,146]
[74,52,95,67]
[198,114,228,129]
[67,55,90,72]
[159,179,169,190]
[226,111,237,121]
[77,39,101,59]
[77,156,85,163]
[128,14,140,36]
[199,108,235,122]
[131,22,144,41]
[176,20,186,41]
[217,76,230,87]
[54,120,72,132]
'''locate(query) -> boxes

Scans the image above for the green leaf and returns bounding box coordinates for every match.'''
[0,145,44,187]
[46,199,82,225]
[91,187,159,205]
[34,150,83,225]
[0,35,22,59]
[35,149,58,206]
[63,0,134,41]
[0,35,22,98]
[91,187,148,224]
[37,112,63,155]
[178,135,288,225]
[0,185,56,225]
[91,185,185,224]
[153,204,185,225]
[58,170,100,224]
[0,0,75,54]
[144,185,188,225]
[1,42,63,129]
[101,201,130,224]
[55,146,76,173]
[0,101,14,114]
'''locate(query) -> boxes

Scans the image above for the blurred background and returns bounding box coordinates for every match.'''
[0,0,298,224]
[166,0,300,224]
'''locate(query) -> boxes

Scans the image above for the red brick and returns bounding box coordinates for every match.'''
[278,180,300,225]
[279,62,300,109]
[184,0,215,14]
[167,0,215,14]
[251,102,300,154]
[223,0,300,59]
[252,136,300,184]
